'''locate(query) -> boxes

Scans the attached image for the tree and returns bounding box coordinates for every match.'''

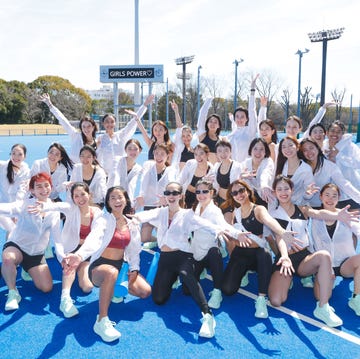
[299,86,314,128]
[331,88,346,121]
[28,75,92,123]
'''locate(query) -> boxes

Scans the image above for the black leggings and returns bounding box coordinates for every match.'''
[222,246,272,295]
[153,250,210,314]
[194,247,223,289]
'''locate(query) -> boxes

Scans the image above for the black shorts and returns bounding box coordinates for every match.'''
[333,257,350,277]
[88,256,123,286]
[273,248,311,275]
[3,241,46,272]
[71,244,90,262]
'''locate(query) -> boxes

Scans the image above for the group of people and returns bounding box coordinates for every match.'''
[0,79,360,343]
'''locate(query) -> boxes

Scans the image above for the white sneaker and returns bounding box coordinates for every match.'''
[143,241,158,250]
[172,277,181,289]
[5,289,21,311]
[240,271,249,287]
[313,302,343,327]
[255,296,268,319]
[199,269,207,280]
[208,289,223,309]
[60,296,79,318]
[301,276,314,288]
[21,268,32,282]
[199,313,216,338]
[348,294,360,316]
[93,315,121,342]
[111,296,124,304]
[45,245,54,259]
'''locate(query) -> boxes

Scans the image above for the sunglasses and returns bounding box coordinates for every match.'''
[195,189,210,195]
[163,190,181,196]
[230,187,246,197]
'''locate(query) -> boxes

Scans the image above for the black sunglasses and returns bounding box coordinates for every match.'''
[195,189,210,195]
[230,187,246,197]
[163,190,181,196]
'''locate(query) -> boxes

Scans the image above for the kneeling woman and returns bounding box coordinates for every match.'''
[267,176,355,327]
[310,183,360,318]
[65,186,151,343]
[221,180,296,319]
[133,182,243,338]
[1,172,60,311]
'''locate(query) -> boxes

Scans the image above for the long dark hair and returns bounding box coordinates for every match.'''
[105,186,132,215]
[79,145,100,166]
[299,138,325,174]
[259,119,278,144]
[48,143,73,175]
[275,136,303,176]
[7,144,27,184]
[79,116,97,146]
[205,114,222,136]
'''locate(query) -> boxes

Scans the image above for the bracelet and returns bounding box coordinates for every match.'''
[130,270,139,274]
[250,89,256,92]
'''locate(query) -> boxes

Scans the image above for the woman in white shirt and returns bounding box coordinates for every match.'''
[107,139,143,207]
[275,136,314,205]
[31,142,73,201]
[69,145,107,208]
[96,95,152,175]
[300,138,360,208]
[41,182,102,318]
[0,143,30,232]
[64,186,151,343]
[310,183,360,319]
[133,181,241,339]
[1,172,61,312]
[40,93,98,163]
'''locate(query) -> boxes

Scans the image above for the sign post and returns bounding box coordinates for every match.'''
[100,65,163,130]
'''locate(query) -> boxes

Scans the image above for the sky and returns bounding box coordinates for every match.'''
[1,0,359,106]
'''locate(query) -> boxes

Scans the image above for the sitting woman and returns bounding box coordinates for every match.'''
[221,180,295,319]
[310,183,360,318]
[64,186,151,343]
[267,176,357,327]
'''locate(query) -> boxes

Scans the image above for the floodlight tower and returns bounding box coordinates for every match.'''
[308,28,344,106]
[175,55,195,125]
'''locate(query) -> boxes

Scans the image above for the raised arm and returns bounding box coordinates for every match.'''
[39,93,77,136]
[196,98,213,137]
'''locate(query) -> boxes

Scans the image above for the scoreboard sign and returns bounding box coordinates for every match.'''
[100,65,164,83]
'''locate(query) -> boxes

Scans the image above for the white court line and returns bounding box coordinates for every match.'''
[236,287,360,346]
[142,249,360,346]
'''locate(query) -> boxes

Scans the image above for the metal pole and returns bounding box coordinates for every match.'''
[356,102,360,143]
[134,0,140,109]
[234,60,238,111]
[148,82,153,132]
[182,62,186,125]
[348,94,353,133]
[197,65,202,118]
[113,82,119,130]
[297,53,302,117]
[165,78,169,127]
[320,38,327,106]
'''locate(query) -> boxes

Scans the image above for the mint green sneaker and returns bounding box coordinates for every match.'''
[348,294,360,316]
[301,276,314,288]
[313,302,343,327]
[255,296,268,319]
[208,289,222,309]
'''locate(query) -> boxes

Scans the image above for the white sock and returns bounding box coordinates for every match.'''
[61,289,71,298]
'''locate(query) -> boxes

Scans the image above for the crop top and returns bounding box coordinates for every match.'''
[107,227,131,249]
[216,162,233,188]
[79,209,94,240]
[201,134,218,153]
[276,205,306,230]
[241,205,263,236]
[83,168,96,186]
[190,165,210,187]
[180,147,194,163]
[148,141,156,160]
